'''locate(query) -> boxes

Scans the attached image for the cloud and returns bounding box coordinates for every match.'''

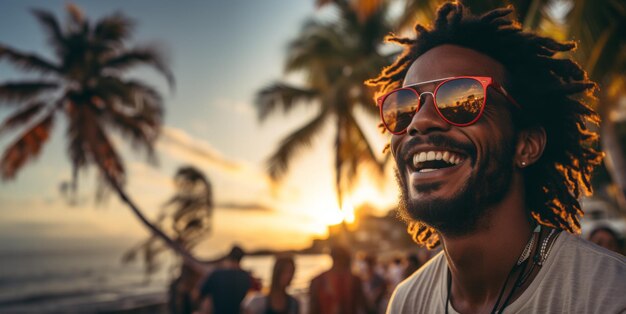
[215,202,272,212]
[156,125,272,191]
[159,126,241,171]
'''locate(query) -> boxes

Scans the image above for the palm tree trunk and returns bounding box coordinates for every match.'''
[335,118,344,211]
[104,171,200,264]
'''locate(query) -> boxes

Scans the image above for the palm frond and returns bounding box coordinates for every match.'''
[30,8,66,57]
[394,0,440,31]
[345,113,385,178]
[101,47,175,88]
[0,45,60,74]
[355,86,380,116]
[103,101,159,159]
[255,83,319,122]
[92,77,163,153]
[67,104,125,186]
[67,106,87,183]
[0,101,46,135]
[125,165,213,273]
[93,77,162,107]
[66,3,85,29]
[1,112,54,179]
[286,20,347,73]
[0,81,58,104]
[267,110,329,180]
[350,0,383,23]
[94,12,134,44]
[88,121,126,187]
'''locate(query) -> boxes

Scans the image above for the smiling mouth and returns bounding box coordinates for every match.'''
[411,150,467,173]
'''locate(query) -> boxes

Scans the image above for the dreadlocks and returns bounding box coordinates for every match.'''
[366,2,603,249]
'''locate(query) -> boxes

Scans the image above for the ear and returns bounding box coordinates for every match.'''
[515,126,546,168]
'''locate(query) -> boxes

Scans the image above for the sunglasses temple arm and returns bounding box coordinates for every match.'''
[492,83,522,109]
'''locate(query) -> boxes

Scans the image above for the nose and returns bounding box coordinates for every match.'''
[406,92,451,136]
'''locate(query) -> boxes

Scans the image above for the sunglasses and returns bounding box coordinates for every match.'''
[377,76,520,134]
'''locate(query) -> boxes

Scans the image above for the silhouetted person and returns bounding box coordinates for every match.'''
[243,254,299,314]
[361,254,386,314]
[176,247,242,314]
[589,226,623,255]
[309,245,366,314]
[196,246,252,314]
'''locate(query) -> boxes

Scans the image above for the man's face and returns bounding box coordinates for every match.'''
[391,44,518,236]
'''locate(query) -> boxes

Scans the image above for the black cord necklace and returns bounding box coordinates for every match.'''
[444,226,541,314]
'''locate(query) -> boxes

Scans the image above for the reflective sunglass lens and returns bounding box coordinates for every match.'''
[435,78,485,125]
[382,89,419,133]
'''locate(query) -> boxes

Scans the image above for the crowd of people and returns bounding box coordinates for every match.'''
[176,221,623,314]
[178,244,436,314]
[305,245,435,314]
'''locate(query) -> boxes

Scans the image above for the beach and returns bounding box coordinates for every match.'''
[0,244,329,313]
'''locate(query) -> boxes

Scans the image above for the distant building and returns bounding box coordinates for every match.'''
[310,209,417,254]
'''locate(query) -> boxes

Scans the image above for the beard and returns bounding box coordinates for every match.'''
[396,139,515,237]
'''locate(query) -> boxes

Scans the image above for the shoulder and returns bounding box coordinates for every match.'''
[309,270,328,292]
[388,251,447,313]
[310,271,326,284]
[215,268,250,280]
[556,231,626,271]
[517,231,626,313]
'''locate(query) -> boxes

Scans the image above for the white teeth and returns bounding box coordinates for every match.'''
[426,151,435,161]
[419,152,427,162]
[413,150,464,168]
[443,151,450,163]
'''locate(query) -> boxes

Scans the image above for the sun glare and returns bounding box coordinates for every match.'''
[296,175,397,239]
[324,204,345,226]
[342,197,356,224]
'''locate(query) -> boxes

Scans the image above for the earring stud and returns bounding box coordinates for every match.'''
[521,161,527,167]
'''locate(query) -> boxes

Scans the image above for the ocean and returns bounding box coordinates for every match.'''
[0,245,331,313]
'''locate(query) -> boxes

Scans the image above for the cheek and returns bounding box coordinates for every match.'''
[390,135,406,167]
[390,135,402,157]
[466,124,513,169]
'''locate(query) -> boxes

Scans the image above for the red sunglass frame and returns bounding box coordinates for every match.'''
[377,76,521,135]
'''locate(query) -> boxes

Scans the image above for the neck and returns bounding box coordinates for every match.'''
[442,174,532,313]
[222,260,240,269]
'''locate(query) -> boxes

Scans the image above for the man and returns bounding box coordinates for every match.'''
[588,226,623,254]
[366,2,626,313]
[309,245,367,314]
[195,246,253,314]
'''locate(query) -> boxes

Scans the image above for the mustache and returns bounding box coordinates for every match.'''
[398,134,476,161]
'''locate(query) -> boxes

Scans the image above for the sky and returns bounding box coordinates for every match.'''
[0,0,399,257]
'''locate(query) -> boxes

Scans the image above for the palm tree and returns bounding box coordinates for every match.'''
[561,0,626,209]
[0,4,196,261]
[123,166,214,274]
[256,0,391,210]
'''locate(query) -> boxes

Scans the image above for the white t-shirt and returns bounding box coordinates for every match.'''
[387,231,626,314]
